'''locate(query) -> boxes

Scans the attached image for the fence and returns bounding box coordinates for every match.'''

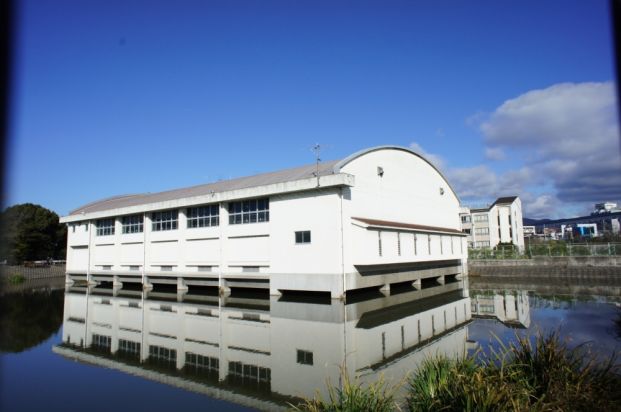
[0,264,66,280]
[469,243,621,260]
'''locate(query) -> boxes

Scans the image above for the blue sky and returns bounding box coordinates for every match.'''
[6,0,619,218]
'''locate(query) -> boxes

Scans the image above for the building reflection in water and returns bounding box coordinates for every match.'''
[55,278,472,410]
[470,290,531,329]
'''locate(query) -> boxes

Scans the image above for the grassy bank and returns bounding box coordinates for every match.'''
[292,333,620,411]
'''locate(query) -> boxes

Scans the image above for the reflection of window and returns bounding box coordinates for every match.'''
[152,210,178,231]
[96,219,115,236]
[187,205,219,228]
[122,214,143,234]
[228,361,271,390]
[149,345,177,364]
[118,339,141,358]
[295,231,311,244]
[186,353,219,373]
[297,350,313,365]
[92,334,111,352]
[228,198,269,225]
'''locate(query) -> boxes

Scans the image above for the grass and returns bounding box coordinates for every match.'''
[292,333,621,412]
[290,367,402,412]
[7,274,25,284]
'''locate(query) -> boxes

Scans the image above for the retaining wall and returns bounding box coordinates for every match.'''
[469,256,621,277]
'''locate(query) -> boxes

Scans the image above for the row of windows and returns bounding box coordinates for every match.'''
[473,214,489,222]
[93,198,269,236]
[474,227,489,235]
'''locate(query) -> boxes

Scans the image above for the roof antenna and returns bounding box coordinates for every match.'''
[312,143,321,187]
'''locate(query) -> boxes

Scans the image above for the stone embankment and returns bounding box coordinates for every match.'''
[469,256,621,278]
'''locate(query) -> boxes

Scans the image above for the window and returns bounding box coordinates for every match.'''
[84,222,88,232]
[473,214,488,222]
[413,234,417,255]
[475,227,489,235]
[228,198,269,224]
[461,215,471,223]
[296,350,313,365]
[295,231,311,244]
[96,218,115,236]
[122,214,143,234]
[397,233,401,256]
[378,231,383,256]
[72,224,76,233]
[476,241,490,247]
[187,205,219,228]
[427,234,431,254]
[152,210,178,231]
[160,266,173,272]
[242,266,260,273]
[462,228,471,234]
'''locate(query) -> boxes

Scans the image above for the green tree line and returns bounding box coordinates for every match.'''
[0,203,66,264]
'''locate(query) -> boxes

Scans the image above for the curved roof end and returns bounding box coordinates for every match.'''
[333,145,460,202]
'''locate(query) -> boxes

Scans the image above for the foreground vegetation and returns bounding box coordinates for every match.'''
[292,333,621,411]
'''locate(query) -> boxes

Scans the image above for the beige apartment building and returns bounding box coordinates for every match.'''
[459,196,524,251]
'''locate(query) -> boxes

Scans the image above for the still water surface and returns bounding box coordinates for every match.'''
[1,279,620,411]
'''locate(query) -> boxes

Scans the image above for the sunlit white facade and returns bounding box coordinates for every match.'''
[60,146,467,298]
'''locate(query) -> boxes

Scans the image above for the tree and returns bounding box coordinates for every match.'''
[0,203,67,264]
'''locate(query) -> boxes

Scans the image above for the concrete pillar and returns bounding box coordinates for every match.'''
[269,288,282,297]
[113,275,123,288]
[436,275,445,285]
[380,283,390,296]
[65,275,75,286]
[220,281,231,297]
[177,278,188,302]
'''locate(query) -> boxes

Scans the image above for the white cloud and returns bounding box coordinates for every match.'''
[476,81,621,214]
[411,83,620,218]
[484,147,505,161]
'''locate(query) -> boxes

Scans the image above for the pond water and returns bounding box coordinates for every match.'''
[1,278,620,411]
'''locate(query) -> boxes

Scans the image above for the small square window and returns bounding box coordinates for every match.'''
[297,349,313,365]
[295,231,311,244]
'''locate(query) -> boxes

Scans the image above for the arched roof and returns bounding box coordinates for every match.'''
[333,145,460,201]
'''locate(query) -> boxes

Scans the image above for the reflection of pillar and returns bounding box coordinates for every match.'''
[111,298,119,354]
[412,279,421,290]
[176,305,186,370]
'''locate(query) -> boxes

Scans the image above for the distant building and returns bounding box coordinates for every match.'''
[592,202,621,215]
[530,203,621,240]
[460,196,524,250]
[59,146,467,299]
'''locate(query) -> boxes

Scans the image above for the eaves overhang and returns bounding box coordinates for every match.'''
[352,217,467,236]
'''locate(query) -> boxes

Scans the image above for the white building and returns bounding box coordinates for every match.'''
[459,196,524,251]
[60,146,467,299]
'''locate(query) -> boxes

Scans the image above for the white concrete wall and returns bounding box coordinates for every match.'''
[340,149,461,230]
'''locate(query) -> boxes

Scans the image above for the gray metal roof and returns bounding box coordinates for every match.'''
[69,145,457,216]
[70,160,339,215]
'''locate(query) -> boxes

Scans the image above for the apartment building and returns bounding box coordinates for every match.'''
[459,196,524,250]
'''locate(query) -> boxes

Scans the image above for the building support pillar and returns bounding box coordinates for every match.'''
[380,283,391,296]
[143,276,154,291]
[436,275,445,285]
